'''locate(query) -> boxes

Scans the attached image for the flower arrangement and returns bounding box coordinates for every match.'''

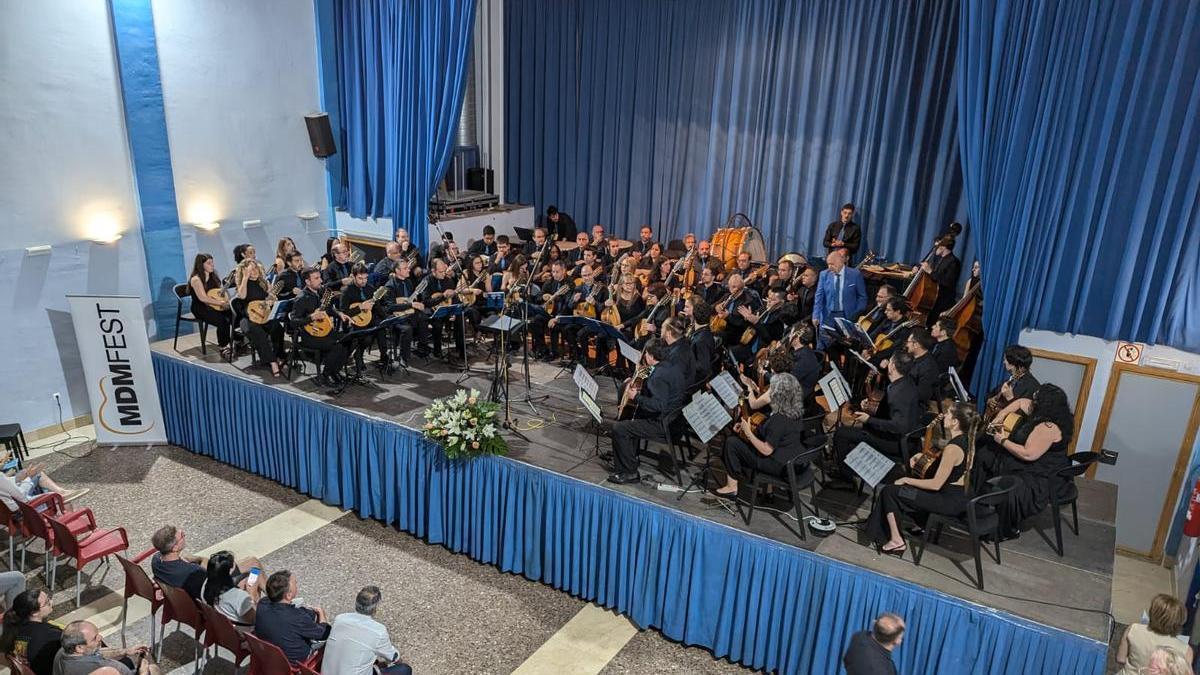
[421,389,508,459]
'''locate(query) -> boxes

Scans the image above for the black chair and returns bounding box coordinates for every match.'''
[742,447,824,541]
[637,409,690,486]
[286,325,324,382]
[172,283,209,354]
[914,475,1017,590]
[1046,451,1099,556]
[0,423,28,468]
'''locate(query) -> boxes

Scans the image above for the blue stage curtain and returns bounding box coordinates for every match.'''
[504,0,966,262]
[958,0,1200,393]
[331,0,476,251]
[153,353,1106,674]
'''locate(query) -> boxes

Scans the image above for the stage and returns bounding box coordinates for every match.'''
[153,333,1116,673]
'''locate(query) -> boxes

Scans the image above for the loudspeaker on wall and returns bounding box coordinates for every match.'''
[304,113,336,158]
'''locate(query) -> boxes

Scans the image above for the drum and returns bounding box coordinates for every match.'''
[711,227,768,270]
[777,252,808,268]
[611,238,634,251]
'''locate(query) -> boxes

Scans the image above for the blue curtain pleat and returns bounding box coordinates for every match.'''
[153,353,1105,674]
[332,0,476,252]
[958,0,1200,394]
[504,0,967,263]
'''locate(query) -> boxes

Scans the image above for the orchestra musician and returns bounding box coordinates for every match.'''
[558,263,608,364]
[768,259,797,293]
[812,249,867,340]
[831,351,923,473]
[789,323,822,402]
[791,265,818,322]
[714,273,762,350]
[467,225,498,257]
[235,259,285,376]
[633,225,656,255]
[822,202,862,258]
[275,252,305,301]
[650,258,675,286]
[541,205,577,241]
[489,235,516,275]
[383,259,425,363]
[499,254,530,293]
[288,267,350,389]
[272,237,298,278]
[930,318,960,372]
[590,224,607,250]
[600,238,626,268]
[862,285,898,337]
[985,345,1039,422]
[731,252,767,295]
[894,327,940,402]
[865,403,977,556]
[596,274,645,359]
[866,298,916,364]
[733,287,792,362]
[420,259,467,361]
[696,266,727,306]
[339,263,392,375]
[639,243,666,272]
[627,283,670,348]
[738,350,795,410]
[977,383,1074,540]
[523,227,551,258]
[372,242,404,283]
[660,317,695,390]
[567,232,591,267]
[714,374,811,498]
[530,261,572,359]
[189,253,234,358]
[395,228,424,275]
[922,236,962,321]
[570,247,599,281]
[683,297,717,385]
[606,338,687,485]
[694,239,725,278]
[322,243,354,293]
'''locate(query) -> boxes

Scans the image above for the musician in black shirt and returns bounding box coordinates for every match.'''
[288,268,350,388]
[557,263,608,364]
[867,297,916,365]
[383,260,424,363]
[922,236,961,321]
[791,266,818,322]
[896,327,940,402]
[420,259,466,360]
[832,352,923,470]
[715,374,811,496]
[733,288,792,362]
[540,205,577,242]
[467,225,498,257]
[714,273,762,350]
[633,225,657,255]
[489,236,516,275]
[236,260,285,376]
[984,345,1040,422]
[789,323,823,402]
[275,252,305,301]
[822,202,862,258]
[684,297,717,386]
[395,228,424,276]
[321,243,354,293]
[339,264,390,374]
[930,318,960,373]
[529,262,572,359]
[607,339,688,485]
[696,266,727,306]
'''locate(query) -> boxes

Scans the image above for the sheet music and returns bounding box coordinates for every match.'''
[849,349,881,375]
[709,371,741,409]
[579,389,603,424]
[485,314,522,331]
[573,364,599,400]
[845,442,895,489]
[948,366,969,402]
[819,364,852,409]
[683,392,732,444]
[617,339,641,365]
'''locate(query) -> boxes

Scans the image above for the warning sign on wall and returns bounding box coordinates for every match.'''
[1115,341,1144,364]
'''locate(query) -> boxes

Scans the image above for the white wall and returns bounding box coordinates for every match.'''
[0,0,152,431]
[151,0,332,272]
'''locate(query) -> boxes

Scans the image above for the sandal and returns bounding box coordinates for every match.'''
[880,541,907,556]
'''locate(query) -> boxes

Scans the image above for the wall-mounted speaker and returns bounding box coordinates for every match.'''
[304,113,336,158]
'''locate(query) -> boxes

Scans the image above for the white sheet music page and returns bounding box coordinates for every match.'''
[573,364,599,400]
[683,392,732,444]
[579,389,603,424]
[617,339,642,365]
[819,364,852,410]
[844,442,895,489]
[709,371,742,409]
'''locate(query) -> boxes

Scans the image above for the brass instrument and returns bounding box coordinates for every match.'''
[349,286,389,328]
[247,280,286,324]
[303,289,337,337]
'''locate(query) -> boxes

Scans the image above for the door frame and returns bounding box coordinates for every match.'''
[1026,347,1097,454]
[1089,362,1200,561]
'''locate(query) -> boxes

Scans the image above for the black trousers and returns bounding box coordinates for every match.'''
[243,319,284,364]
[298,331,348,377]
[349,328,388,368]
[430,317,466,356]
[722,436,787,482]
[611,417,667,475]
[833,426,902,473]
[865,483,968,545]
[193,302,232,346]
[387,322,414,362]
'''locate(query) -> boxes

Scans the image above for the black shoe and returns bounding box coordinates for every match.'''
[905,525,926,538]
[598,451,614,462]
[313,374,330,388]
[606,472,641,485]
[397,358,409,370]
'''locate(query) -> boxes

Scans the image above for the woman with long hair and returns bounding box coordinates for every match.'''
[273,237,298,277]
[979,382,1074,539]
[235,260,284,376]
[188,253,233,357]
[865,403,977,556]
[201,550,264,627]
[715,373,810,497]
[0,589,61,674]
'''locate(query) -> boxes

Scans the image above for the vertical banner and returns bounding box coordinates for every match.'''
[66,295,167,445]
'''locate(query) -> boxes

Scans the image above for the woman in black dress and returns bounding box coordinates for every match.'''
[188,253,233,358]
[235,261,284,376]
[715,373,809,496]
[978,383,1073,539]
[866,402,976,555]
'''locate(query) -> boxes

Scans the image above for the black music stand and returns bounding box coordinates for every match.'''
[552,315,627,388]
[430,303,484,384]
[376,314,413,374]
[338,324,380,386]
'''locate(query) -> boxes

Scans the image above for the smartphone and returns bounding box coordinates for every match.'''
[246,567,261,587]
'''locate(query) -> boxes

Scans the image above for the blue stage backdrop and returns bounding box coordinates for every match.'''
[504,0,967,263]
[153,353,1106,674]
[327,0,476,252]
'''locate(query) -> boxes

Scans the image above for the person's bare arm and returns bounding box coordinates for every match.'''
[1113,625,1130,665]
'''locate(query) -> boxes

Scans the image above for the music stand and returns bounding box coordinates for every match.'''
[338,324,380,386]
[678,390,735,509]
[377,314,413,374]
[430,303,483,383]
[577,388,604,459]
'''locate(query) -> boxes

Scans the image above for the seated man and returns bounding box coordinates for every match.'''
[254,570,331,663]
[52,620,159,675]
[324,586,411,675]
[0,458,84,514]
[149,525,208,600]
[831,351,923,473]
[606,339,688,485]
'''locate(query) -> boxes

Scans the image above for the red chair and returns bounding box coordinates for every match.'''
[16,495,97,583]
[244,631,322,674]
[0,501,27,570]
[198,602,250,670]
[44,514,128,606]
[158,582,206,674]
[116,547,165,650]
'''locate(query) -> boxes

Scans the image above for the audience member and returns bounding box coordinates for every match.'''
[843,612,904,675]
[149,526,207,600]
[323,586,411,675]
[51,620,158,675]
[1115,594,1192,674]
[1144,645,1192,675]
[254,570,330,663]
[0,460,83,513]
[201,550,266,627]
[0,589,59,675]
[0,569,27,610]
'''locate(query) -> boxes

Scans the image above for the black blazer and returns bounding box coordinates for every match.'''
[866,376,922,440]
[823,220,862,255]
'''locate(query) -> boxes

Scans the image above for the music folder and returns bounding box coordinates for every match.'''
[818,363,852,410]
[683,392,732,444]
[845,442,895,489]
[708,371,741,409]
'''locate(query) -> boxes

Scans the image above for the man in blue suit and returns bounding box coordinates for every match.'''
[812,250,867,346]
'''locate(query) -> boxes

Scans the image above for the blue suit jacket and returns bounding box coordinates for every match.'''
[813,267,867,325]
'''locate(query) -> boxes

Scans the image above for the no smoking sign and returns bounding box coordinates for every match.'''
[1115,341,1143,364]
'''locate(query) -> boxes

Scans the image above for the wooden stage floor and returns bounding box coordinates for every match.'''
[156,333,1117,645]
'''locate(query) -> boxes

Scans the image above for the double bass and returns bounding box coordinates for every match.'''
[902,247,939,320]
[940,277,983,362]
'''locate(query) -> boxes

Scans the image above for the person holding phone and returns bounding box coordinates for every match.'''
[201,551,266,627]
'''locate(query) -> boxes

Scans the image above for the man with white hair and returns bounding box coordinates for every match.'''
[323,586,410,674]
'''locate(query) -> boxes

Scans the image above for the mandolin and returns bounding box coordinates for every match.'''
[206,288,229,305]
[542,282,573,314]
[737,395,768,443]
[247,280,285,324]
[635,295,672,340]
[986,409,1026,436]
[574,281,604,319]
[600,254,629,327]
[349,286,389,328]
[303,290,337,337]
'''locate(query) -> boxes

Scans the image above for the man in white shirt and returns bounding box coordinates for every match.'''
[0,460,82,512]
[323,586,409,675]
